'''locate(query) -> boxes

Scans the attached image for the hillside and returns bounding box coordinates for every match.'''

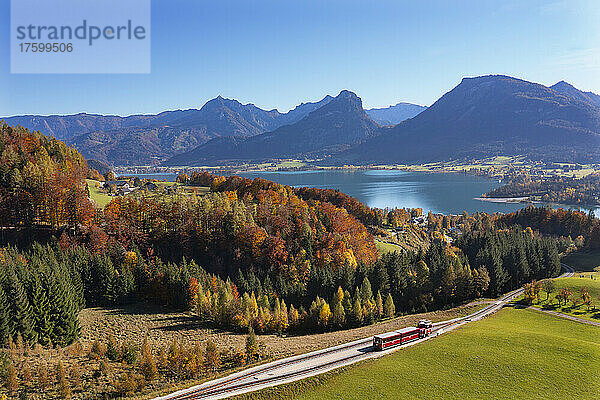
[366,102,427,125]
[528,273,599,323]
[340,75,600,164]
[86,159,112,175]
[0,122,92,229]
[165,90,381,165]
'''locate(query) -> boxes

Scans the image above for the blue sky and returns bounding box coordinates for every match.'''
[1,0,599,116]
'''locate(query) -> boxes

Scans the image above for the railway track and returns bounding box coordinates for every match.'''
[158,264,575,400]
[173,350,369,400]
[162,338,372,400]
[160,302,504,400]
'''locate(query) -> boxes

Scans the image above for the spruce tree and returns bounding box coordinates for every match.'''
[6,269,36,343]
[47,274,79,346]
[29,277,53,345]
[351,297,363,326]
[332,300,345,328]
[0,284,10,344]
[245,326,258,361]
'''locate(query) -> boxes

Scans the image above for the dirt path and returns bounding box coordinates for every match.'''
[528,306,600,327]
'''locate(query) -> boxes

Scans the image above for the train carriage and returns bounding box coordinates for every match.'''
[373,319,432,351]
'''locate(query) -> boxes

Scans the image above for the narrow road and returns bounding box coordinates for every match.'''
[156,265,574,400]
[528,307,600,327]
[560,263,575,278]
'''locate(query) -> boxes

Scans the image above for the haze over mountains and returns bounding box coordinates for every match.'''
[366,102,427,125]
[3,75,600,166]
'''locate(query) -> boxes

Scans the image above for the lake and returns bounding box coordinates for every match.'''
[238,170,525,215]
[120,169,594,215]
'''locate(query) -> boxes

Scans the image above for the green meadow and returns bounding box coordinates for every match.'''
[86,179,113,208]
[239,308,600,400]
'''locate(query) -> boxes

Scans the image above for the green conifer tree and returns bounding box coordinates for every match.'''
[29,277,53,345]
[0,284,10,344]
[6,269,36,343]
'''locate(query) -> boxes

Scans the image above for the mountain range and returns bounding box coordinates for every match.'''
[3,96,336,165]
[2,94,422,166]
[168,75,600,166]
[3,75,600,166]
[165,90,380,165]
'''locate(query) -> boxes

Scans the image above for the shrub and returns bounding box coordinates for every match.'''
[140,337,157,382]
[57,361,71,399]
[121,342,138,365]
[5,364,17,393]
[100,360,113,377]
[71,365,81,389]
[204,341,221,372]
[37,364,49,390]
[233,350,247,367]
[89,340,107,359]
[106,335,119,361]
[16,333,24,358]
[115,373,145,396]
[22,362,31,382]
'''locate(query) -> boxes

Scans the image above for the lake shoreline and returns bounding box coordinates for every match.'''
[474,196,532,204]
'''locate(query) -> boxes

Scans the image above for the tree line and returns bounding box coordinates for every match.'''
[485,173,600,207]
[499,206,600,249]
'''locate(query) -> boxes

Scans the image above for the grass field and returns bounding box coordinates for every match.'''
[562,250,600,272]
[530,273,600,322]
[375,239,403,254]
[86,179,112,208]
[238,308,600,400]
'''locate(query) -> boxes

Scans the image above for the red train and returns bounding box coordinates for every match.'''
[373,319,433,350]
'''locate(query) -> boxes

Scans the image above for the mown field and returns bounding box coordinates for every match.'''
[238,308,600,400]
[530,273,600,322]
[374,240,402,254]
[86,179,112,208]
